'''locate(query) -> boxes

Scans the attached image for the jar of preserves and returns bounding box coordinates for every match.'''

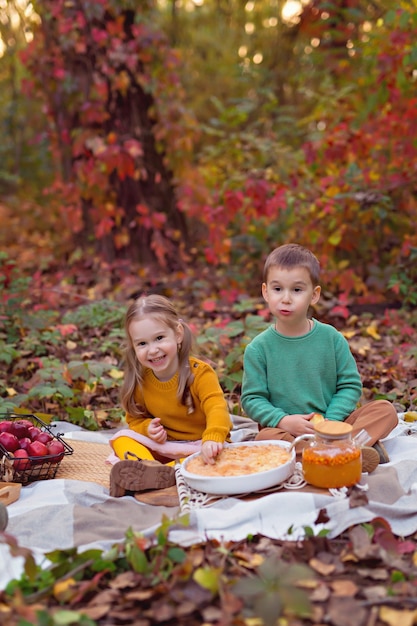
[291,422,368,489]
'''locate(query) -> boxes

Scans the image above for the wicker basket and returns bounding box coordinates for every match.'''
[0,413,73,484]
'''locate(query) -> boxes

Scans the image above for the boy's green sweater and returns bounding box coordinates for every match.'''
[241,320,362,427]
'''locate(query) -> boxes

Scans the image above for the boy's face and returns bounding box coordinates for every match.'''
[262,265,321,332]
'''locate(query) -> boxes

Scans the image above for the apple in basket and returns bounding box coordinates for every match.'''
[47,439,65,463]
[28,440,49,463]
[10,420,31,439]
[0,431,20,453]
[13,449,31,471]
[35,431,54,445]
[0,420,13,434]
[18,437,32,451]
[28,426,42,441]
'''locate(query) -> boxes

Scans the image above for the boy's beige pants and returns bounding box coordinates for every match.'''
[255,400,398,447]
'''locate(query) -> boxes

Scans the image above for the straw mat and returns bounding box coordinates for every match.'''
[56,440,112,488]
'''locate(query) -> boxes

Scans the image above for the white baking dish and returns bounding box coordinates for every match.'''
[180,440,295,495]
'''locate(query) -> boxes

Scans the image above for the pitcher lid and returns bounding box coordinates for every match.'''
[314,420,352,438]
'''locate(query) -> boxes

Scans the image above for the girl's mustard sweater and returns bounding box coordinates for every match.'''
[126,357,232,444]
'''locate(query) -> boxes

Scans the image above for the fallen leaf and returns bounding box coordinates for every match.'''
[327,596,367,626]
[366,323,381,340]
[309,582,330,602]
[234,551,264,569]
[349,487,369,508]
[349,336,372,356]
[341,330,357,339]
[330,579,358,597]
[109,368,124,379]
[56,323,78,337]
[361,585,388,601]
[53,578,78,602]
[308,557,335,576]
[193,567,221,594]
[404,411,417,422]
[379,606,417,626]
[357,567,389,581]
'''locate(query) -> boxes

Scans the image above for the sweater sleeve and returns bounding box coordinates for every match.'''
[125,387,153,435]
[241,339,287,427]
[323,333,362,422]
[192,362,232,443]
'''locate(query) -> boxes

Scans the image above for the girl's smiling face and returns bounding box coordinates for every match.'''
[262,265,321,336]
[129,316,184,381]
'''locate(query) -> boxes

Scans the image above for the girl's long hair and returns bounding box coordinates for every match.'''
[120,294,195,418]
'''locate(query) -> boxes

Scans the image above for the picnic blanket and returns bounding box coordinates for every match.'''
[1,415,417,590]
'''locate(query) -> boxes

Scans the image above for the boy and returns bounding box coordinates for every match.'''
[241,243,398,472]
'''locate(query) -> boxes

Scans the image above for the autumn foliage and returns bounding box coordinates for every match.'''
[20,0,199,268]
[2,0,417,306]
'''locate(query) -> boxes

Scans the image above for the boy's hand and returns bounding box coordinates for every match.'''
[201,440,223,464]
[147,417,167,443]
[279,413,318,437]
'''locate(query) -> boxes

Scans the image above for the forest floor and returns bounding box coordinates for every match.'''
[1,256,417,626]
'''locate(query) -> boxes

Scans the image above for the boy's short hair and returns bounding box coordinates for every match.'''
[263,243,320,286]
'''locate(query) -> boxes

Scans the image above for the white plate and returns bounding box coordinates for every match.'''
[180,440,295,495]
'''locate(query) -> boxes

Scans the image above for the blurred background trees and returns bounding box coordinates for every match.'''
[1,0,417,306]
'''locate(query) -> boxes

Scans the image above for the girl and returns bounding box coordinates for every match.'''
[108,294,232,496]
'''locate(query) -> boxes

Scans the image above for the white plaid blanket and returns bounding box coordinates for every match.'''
[1,416,416,590]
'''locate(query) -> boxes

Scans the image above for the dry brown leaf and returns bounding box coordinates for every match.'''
[310,582,331,602]
[357,567,389,581]
[330,579,358,597]
[235,550,264,569]
[308,557,335,576]
[360,585,388,601]
[78,604,112,620]
[327,597,367,626]
[379,606,417,626]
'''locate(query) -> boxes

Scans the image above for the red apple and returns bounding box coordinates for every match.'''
[18,437,32,451]
[0,431,19,453]
[35,431,53,445]
[16,419,34,429]
[0,421,13,434]
[47,440,65,463]
[28,426,42,441]
[10,421,31,439]
[28,440,48,458]
[13,449,31,471]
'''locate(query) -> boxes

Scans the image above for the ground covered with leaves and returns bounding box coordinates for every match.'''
[2,256,417,424]
[2,515,417,626]
[1,257,417,625]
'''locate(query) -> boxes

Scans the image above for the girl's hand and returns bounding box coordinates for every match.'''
[201,440,223,464]
[279,413,317,437]
[147,418,167,444]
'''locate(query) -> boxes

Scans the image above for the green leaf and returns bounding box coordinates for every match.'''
[52,610,96,625]
[167,546,187,563]
[129,545,149,574]
[193,567,220,594]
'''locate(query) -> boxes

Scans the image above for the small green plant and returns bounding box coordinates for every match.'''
[62,300,124,330]
[3,514,190,601]
[121,518,189,584]
[388,247,417,307]
[303,525,331,538]
[0,252,32,342]
[0,340,19,365]
[232,557,315,626]
[197,311,268,394]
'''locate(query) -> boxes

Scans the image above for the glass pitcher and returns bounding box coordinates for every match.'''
[291,421,370,489]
